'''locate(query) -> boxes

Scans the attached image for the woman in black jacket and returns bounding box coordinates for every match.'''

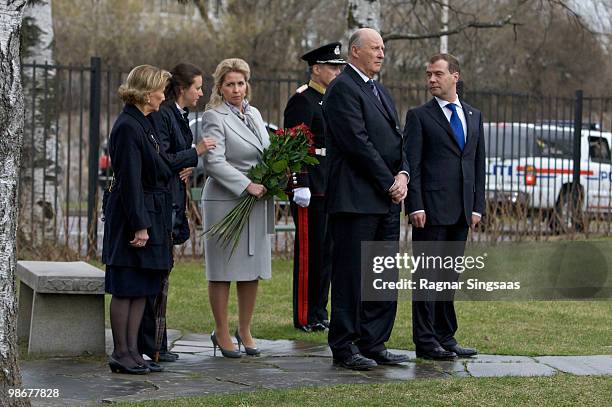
[138,63,215,362]
[102,65,174,374]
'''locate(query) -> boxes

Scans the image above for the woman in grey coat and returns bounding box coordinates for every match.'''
[201,58,274,357]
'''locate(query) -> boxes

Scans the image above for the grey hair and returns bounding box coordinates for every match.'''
[348,30,363,51]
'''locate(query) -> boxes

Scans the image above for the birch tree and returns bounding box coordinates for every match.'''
[0,0,31,405]
[347,0,381,32]
[18,0,64,250]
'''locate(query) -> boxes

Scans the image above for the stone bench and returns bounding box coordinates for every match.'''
[17,261,105,356]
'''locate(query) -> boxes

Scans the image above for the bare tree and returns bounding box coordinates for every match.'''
[347,0,381,31]
[343,0,610,44]
[382,0,527,41]
[0,0,31,405]
[19,0,66,251]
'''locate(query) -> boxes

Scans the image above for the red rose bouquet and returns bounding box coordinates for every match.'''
[205,124,318,256]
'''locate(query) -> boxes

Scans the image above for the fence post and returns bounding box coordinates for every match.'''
[87,57,102,258]
[572,90,583,186]
[569,89,585,231]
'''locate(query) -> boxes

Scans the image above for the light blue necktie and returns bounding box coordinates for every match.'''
[445,103,465,151]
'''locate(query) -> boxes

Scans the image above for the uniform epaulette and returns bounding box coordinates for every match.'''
[296,84,308,94]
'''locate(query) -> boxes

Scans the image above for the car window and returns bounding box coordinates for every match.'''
[588,136,611,163]
[533,128,574,159]
[484,124,535,159]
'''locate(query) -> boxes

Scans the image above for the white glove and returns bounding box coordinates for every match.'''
[293,187,311,208]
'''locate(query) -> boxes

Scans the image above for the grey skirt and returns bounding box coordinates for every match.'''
[203,196,273,282]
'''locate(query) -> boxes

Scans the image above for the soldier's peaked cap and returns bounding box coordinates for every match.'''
[301,42,346,66]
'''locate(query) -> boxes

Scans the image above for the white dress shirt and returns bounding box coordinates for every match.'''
[434,96,467,143]
[176,102,186,115]
[348,63,371,82]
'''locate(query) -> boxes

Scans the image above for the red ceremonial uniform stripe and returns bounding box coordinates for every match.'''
[297,207,309,327]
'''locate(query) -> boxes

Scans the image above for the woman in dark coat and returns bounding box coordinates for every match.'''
[102,64,173,374]
[138,63,216,362]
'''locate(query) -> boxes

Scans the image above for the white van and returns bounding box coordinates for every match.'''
[484,122,612,232]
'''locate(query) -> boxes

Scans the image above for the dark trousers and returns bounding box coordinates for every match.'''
[328,206,400,360]
[138,274,169,355]
[411,222,468,351]
[291,198,332,328]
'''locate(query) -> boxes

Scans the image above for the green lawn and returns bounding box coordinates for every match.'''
[105,257,611,356]
[120,375,611,406]
[97,254,612,406]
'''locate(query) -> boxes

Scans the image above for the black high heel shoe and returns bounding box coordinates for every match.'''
[108,356,150,375]
[235,329,261,356]
[128,351,164,372]
[211,331,241,358]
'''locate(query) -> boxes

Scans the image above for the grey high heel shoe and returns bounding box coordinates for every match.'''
[211,331,241,358]
[235,329,261,356]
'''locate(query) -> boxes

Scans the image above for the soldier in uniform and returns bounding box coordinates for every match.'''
[284,42,345,332]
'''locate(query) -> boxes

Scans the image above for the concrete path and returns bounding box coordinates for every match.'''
[20,329,612,406]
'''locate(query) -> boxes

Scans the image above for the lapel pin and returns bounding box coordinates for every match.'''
[468,111,473,115]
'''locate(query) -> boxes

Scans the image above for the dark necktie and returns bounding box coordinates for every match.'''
[368,79,382,104]
[445,103,465,150]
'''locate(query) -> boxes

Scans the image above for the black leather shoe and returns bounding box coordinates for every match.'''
[310,322,328,332]
[415,346,457,360]
[296,324,313,332]
[443,344,478,357]
[142,361,164,372]
[333,354,378,370]
[363,350,409,365]
[145,352,178,362]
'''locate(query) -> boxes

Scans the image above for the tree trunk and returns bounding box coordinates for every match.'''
[347,0,380,32]
[0,0,32,405]
[19,0,65,252]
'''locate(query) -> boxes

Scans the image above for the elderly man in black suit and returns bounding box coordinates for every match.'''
[404,54,485,360]
[323,28,410,370]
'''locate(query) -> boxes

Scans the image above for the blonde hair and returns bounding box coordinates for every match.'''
[205,58,251,110]
[118,65,171,105]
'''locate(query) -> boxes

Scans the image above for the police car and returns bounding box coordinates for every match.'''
[485,122,612,233]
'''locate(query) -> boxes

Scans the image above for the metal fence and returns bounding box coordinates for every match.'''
[17,57,612,261]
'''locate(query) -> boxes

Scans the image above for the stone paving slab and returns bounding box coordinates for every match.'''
[20,331,612,406]
[467,362,557,377]
[170,345,210,353]
[534,355,612,375]
[463,354,533,363]
[172,340,211,348]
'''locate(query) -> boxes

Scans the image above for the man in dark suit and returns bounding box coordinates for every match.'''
[404,54,485,360]
[323,28,410,370]
[284,43,345,333]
